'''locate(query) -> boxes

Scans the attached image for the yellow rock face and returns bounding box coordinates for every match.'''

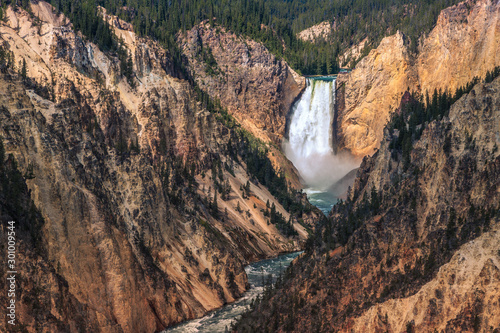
[337,32,414,158]
[337,0,500,158]
[418,0,500,93]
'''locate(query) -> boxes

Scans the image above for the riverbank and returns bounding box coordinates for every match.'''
[164,252,303,332]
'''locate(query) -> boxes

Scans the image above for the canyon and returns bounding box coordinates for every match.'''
[234,0,500,331]
[0,0,498,331]
[0,2,313,332]
[236,66,500,333]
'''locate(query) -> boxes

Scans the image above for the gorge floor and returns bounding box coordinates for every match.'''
[164,252,302,333]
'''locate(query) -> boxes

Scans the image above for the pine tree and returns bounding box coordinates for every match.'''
[212,192,218,217]
[20,58,27,82]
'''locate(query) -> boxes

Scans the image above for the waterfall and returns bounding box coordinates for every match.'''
[284,78,356,192]
[288,79,335,160]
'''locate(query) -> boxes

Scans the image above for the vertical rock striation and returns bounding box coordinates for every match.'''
[336,0,500,158]
[0,3,310,332]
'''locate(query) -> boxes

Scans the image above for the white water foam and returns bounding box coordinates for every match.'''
[284,78,357,191]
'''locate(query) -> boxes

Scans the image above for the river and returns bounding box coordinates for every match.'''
[163,251,302,333]
[165,76,357,332]
[304,188,339,214]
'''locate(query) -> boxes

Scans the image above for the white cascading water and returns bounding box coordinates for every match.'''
[284,78,357,200]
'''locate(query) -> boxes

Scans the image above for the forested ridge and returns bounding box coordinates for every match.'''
[4,0,462,75]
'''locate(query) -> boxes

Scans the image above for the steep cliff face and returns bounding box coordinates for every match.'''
[336,0,500,157]
[335,31,415,157]
[0,3,309,332]
[177,22,307,189]
[417,0,500,93]
[235,76,500,332]
[177,22,305,144]
[347,74,500,333]
[353,226,500,332]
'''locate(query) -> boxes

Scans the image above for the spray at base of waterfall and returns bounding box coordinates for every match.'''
[283,140,358,191]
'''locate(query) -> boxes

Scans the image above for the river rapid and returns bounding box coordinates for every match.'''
[164,252,302,333]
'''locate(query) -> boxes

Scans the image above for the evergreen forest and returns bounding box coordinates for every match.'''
[5,0,462,75]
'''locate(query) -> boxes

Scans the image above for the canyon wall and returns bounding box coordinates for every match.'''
[234,1,500,330]
[0,3,310,332]
[177,23,307,189]
[236,71,500,333]
[336,0,500,157]
[335,31,415,157]
[177,23,305,144]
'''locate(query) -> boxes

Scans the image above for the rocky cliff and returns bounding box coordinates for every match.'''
[235,75,500,332]
[335,31,415,157]
[338,38,369,68]
[336,0,500,157]
[0,3,311,332]
[177,22,305,144]
[177,22,307,189]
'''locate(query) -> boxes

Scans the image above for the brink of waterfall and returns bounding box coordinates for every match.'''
[283,77,358,211]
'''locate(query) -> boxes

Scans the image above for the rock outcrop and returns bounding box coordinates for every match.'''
[0,3,310,332]
[338,38,369,68]
[336,0,500,157]
[177,22,308,189]
[335,31,415,157]
[177,22,305,144]
[296,21,333,43]
[417,0,500,93]
[235,75,500,332]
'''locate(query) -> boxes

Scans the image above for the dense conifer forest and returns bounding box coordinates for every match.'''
[3,0,461,75]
